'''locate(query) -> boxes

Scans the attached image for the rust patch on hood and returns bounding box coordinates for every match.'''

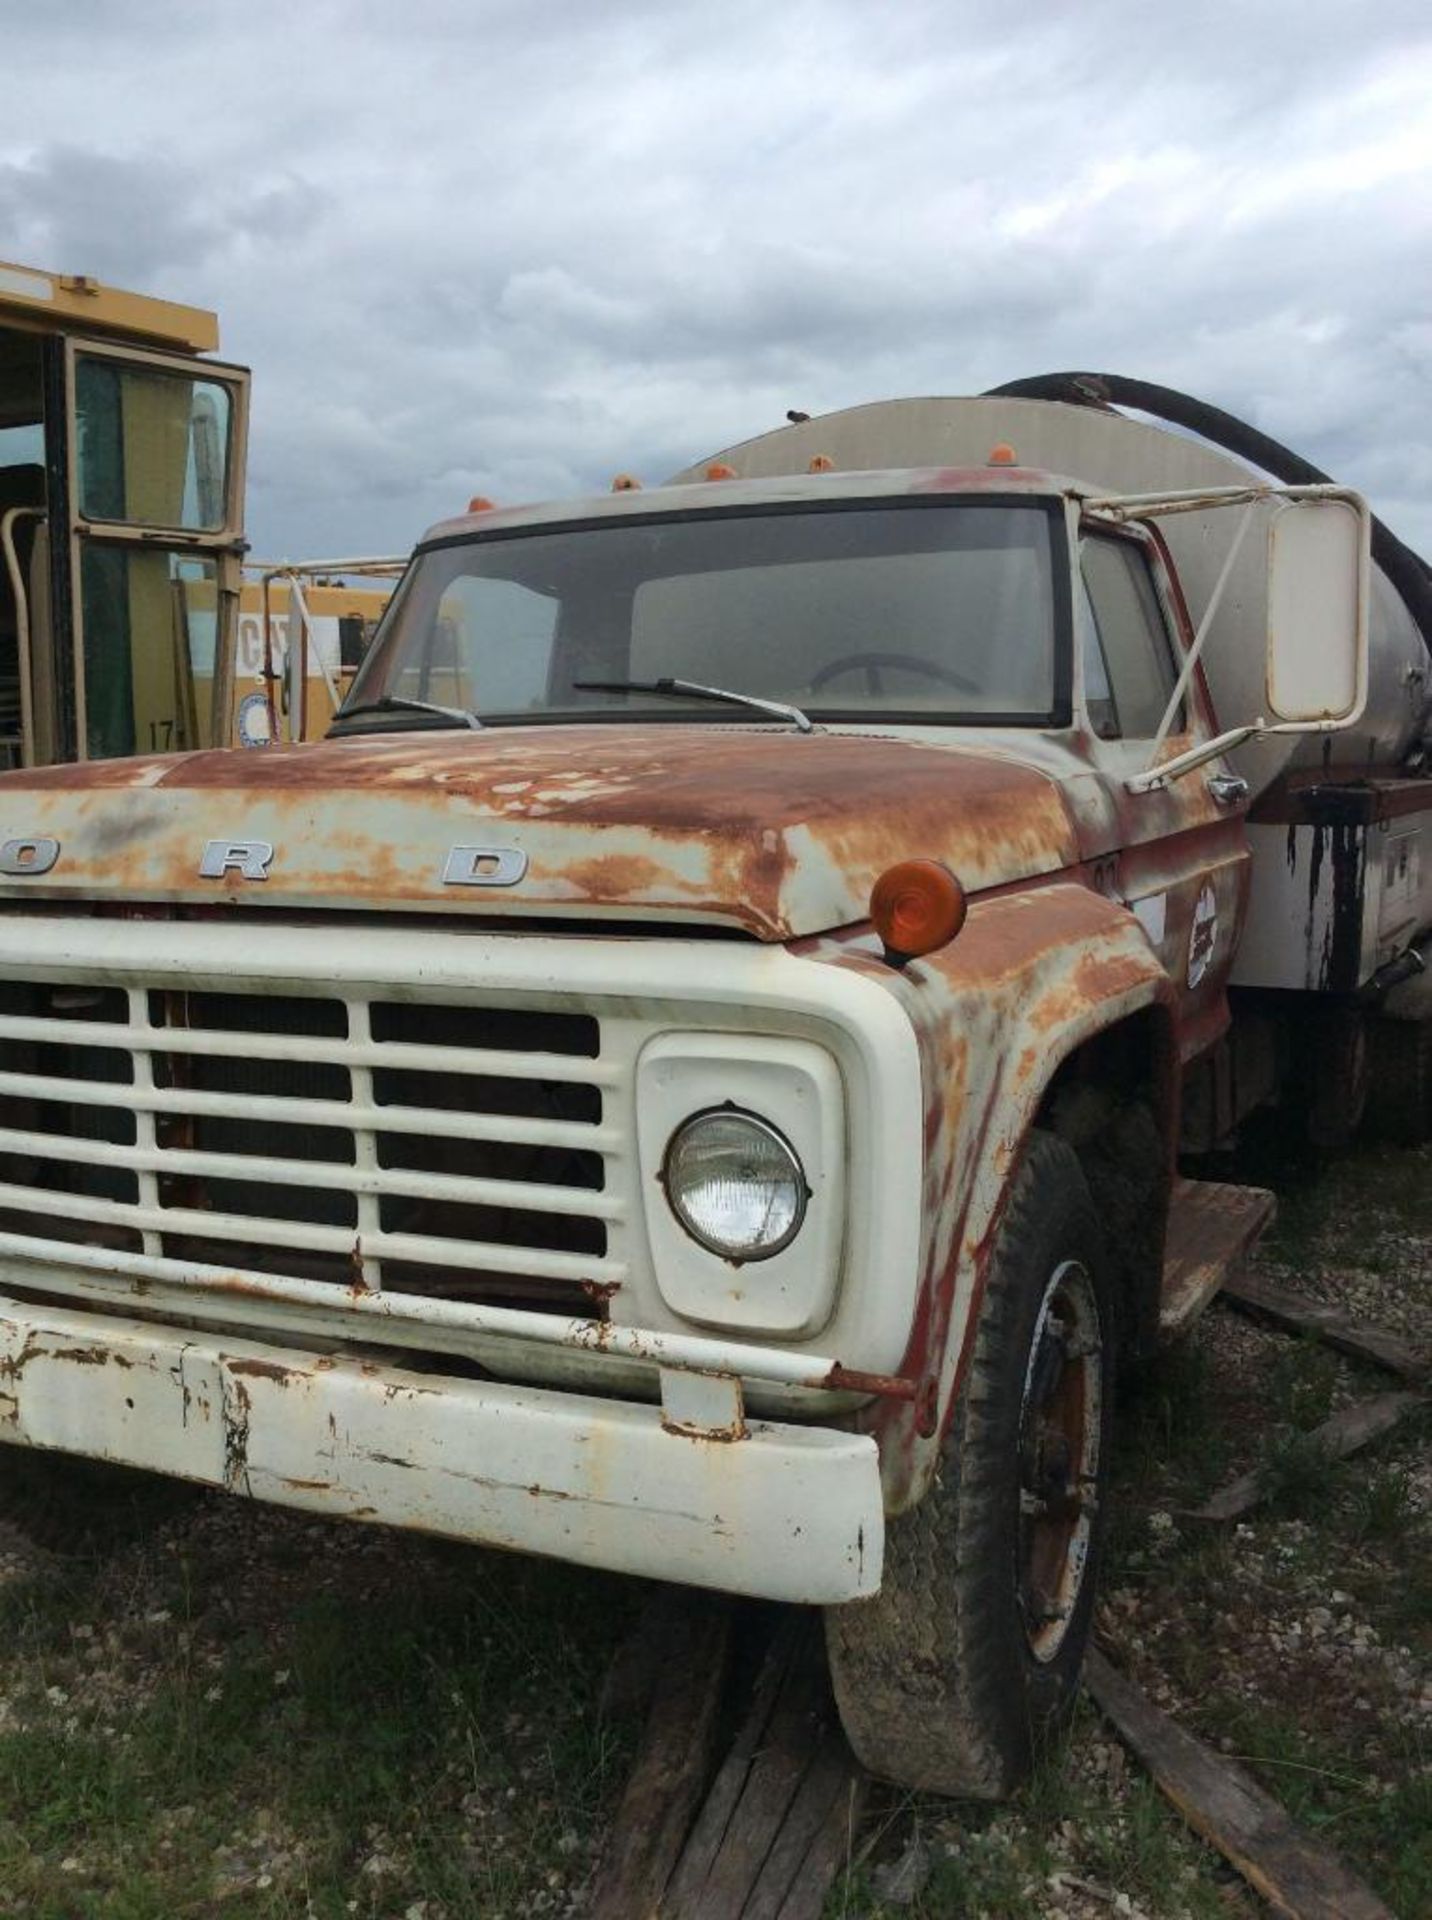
[0,725,1079,940]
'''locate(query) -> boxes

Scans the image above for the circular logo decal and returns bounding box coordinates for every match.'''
[237,692,273,749]
[1187,881,1218,988]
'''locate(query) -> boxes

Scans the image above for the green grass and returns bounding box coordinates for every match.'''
[0,1528,637,1916]
[1267,1337,1342,1431]
[1254,1427,1343,1518]
[1349,1464,1419,1545]
[1112,1337,1232,1507]
[838,1712,1238,1920]
[1196,1699,1432,1919]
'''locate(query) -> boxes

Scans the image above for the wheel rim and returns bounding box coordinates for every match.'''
[1016,1258,1103,1664]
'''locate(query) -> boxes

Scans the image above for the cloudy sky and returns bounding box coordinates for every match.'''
[4,1,1430,560]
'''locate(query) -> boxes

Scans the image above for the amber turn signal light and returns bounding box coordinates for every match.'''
[871,859,967,966]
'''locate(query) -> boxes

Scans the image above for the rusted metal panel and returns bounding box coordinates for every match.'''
[0,1296,885,1602]
[1251,768,1432,828]
[660,1369,747,1441]
[0,726,1078,940]
[1156,1178,1275,1338]
[804,880,1180,1511]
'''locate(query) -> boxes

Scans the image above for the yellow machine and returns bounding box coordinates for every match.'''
[0,258,251,766]
[230,567,399,747]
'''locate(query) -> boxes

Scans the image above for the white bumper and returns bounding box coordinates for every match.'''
[0,1296,884,1604]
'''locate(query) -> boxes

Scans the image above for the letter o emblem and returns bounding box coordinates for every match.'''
[0,837,60,876]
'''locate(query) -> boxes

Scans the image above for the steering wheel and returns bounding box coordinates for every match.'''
[808,651,981,697]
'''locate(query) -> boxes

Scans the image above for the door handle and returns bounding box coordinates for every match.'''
[1206,773,1249,808]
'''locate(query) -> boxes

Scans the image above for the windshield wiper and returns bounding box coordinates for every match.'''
[331,695,482,732]
[571,677,814,733]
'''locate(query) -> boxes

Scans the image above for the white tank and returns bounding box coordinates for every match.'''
[676,398,1429,797]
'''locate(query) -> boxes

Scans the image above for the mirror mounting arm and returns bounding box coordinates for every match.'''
[1125,725,1267,793]
[1125,716,1358,795]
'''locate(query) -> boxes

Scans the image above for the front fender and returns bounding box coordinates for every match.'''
[820,879,1176,1511]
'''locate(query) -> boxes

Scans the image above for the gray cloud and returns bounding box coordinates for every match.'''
[2,1,1429,558]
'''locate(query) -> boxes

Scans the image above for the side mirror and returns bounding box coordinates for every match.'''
[1265,496,1369,727]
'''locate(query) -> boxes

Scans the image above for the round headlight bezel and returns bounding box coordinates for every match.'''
[660,1105,809,1264]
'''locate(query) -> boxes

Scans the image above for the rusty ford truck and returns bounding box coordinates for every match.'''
[0,383,1427,1797]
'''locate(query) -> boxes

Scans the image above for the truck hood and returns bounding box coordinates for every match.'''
[0,726,1078,941]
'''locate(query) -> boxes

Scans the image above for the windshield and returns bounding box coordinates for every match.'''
[338,500,1064,729]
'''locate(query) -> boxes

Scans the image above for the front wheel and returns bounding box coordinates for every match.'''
[826,1131,1115,1799]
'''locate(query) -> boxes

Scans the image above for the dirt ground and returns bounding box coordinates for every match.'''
[0,1134,1426,1918]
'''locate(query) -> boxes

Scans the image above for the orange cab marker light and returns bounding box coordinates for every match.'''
[808,454,835,473]
[611,473,642,492]
[705,462,737,481]
[467,495,496,513]
[871,860,967,968]
[987,443,1017,467]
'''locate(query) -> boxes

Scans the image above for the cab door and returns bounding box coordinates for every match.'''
[1075,519,1251,1067]
[61,338,249,761]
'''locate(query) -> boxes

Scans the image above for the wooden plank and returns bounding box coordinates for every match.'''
[1191,1390,1425,1521]
[668,1618,822,1918]
[764,1767,866,1920]
[1159,1179,1275,1337]
[660,1612,865,1920]
[1222,1270,1429,1382]
[1086,1649,1395,1920]
[660,1614,797,1914]
[735,1681,865,1920]
[588,1590,735,1920]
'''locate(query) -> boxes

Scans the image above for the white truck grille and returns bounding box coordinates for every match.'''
[0,979,626,1313]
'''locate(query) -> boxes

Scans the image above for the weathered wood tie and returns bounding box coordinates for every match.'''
[1190,1389,1425,1522]
[589,1590,736,1920]
[1086,1649,1395,1920]
[591,1602,865,1920]
[1221,1271,1429,1382]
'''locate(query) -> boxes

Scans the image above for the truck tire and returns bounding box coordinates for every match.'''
[826,1131,1114,1799]
[0,1447,199,1554]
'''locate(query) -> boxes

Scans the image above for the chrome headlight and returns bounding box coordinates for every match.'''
[662,1108,807,1262]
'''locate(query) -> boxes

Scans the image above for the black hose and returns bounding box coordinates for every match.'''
[983,372,1432,653]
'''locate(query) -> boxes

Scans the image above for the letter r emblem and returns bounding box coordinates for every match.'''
[200,840,274,881]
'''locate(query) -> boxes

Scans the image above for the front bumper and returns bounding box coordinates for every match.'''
[0,1295,885,1604]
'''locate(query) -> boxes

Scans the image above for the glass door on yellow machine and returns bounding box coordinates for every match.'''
[64,339,249,760]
